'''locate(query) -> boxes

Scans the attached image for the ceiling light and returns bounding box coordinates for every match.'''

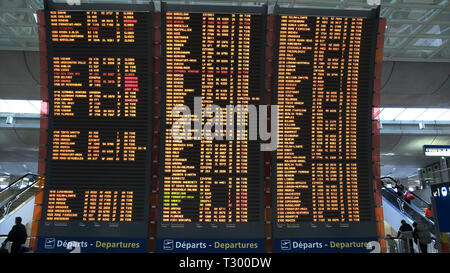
[395,108,427,120]
[417,108,450,121]
[379,108,450,122]
[0,99,42,114]
[379,108,405,120]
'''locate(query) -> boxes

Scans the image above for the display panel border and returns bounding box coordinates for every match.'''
[164,3,266,14]
[156,3,267,240]
[38,0,154,242]
[271,6,380,240]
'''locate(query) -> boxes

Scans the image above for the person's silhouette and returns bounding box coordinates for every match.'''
[397,220,414,253]
[1,217,27,253]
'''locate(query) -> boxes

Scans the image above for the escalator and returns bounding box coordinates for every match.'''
[380,177,438,252]
[381,176,431,211]
[0,174,38,253]
[0,174,38,222]
[381,184,435,231]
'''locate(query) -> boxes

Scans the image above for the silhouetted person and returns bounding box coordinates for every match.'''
[397,220,414,253]
[1,217,27,253]
[413,221,432,253]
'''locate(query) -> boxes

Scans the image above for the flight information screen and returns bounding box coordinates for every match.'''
[38,8,152,252]
[156,5,266,253]
[273,10,378,252]
[36,4,381,253]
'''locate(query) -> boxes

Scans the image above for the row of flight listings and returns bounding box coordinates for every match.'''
[35,2,382,253]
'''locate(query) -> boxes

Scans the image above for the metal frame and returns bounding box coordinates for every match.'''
[0,0,449,62]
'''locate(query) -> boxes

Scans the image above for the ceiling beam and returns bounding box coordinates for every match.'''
[390,1,450,60]
[428,39,450,59]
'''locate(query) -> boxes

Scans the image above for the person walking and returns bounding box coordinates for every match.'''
[1,217,27,253]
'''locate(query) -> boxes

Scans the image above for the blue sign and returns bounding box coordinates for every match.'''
[274,238,380,253]
[423,145,450,156]
[432,182,450,233]
[435,198,450,232]
[156,239,265,253]
[37,237,147,253]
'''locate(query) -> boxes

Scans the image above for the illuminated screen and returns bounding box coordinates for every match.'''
[36,4,381,253]
[273,10,378,252]
[156,5,266,251]
[424,145,450,157]
[39,8,152,244]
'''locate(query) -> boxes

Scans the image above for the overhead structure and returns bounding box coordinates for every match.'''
[0,0,449,62]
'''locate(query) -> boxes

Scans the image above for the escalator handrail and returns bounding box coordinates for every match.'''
[381,176,430,207]
[381,186,422,216]
[381,185,435,226]
[0,177,38,211]
[0,173,36,193]
[410,191,430,207]
[382,185,425,213]
[0,182,38,219]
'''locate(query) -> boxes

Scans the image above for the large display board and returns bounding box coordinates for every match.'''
[156,4,266,253]
[273,8,379,253]
[34,2,381,253]
[37,3,153,253]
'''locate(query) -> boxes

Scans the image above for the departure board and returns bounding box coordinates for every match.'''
[157,5,266,252]
[38,5,152,252]
[35,3,382,253]
[273,9,379,252]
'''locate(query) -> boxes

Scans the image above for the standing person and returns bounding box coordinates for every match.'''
[425,205,433,221]
[402,191,415,216]
[414,220,432,253]
[394,180,405,197]
[1,217,27,253]
[394,181,406,211]
[397,220,414,253]
[404,191,415,204]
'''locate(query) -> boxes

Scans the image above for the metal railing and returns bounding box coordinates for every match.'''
[0,174,36,193]
[0,236,32,253]
[385,238,439,253]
